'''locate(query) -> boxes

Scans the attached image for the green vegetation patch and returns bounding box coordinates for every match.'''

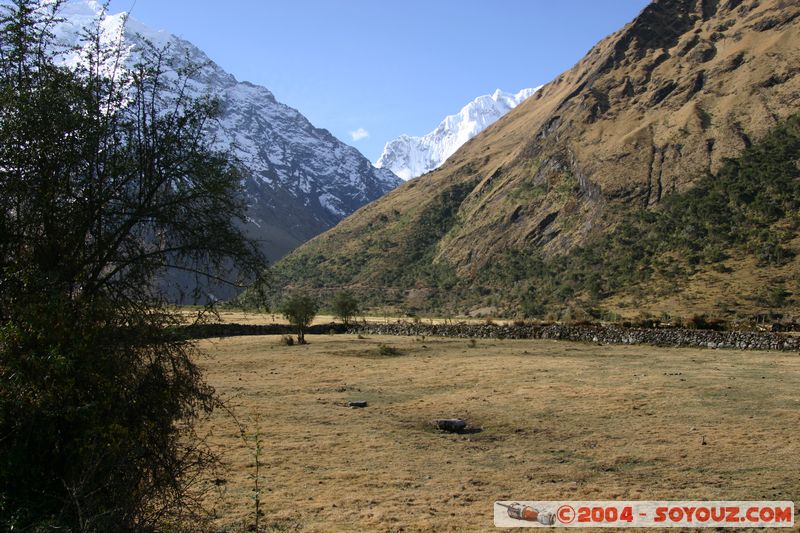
[489,115,800,318]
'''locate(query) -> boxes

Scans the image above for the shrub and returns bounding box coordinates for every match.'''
[685,314,727,331]
[377,344,401,356]
[754,286,791,308]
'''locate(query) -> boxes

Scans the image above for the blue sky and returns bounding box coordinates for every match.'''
[107,0,651,162]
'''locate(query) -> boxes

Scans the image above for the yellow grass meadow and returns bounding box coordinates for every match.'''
[195,332,800,532]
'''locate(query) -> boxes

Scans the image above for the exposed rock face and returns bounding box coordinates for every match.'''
[435,0,800,271]
[272,0,800,307]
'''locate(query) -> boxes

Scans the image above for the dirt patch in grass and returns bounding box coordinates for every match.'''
[196,334,800,532]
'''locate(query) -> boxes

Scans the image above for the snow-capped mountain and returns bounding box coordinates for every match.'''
[376,88,541,181]
[55,1,401,276]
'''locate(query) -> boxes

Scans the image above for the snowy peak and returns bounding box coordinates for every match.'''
[55,0,400,253]
[376,87,540,181]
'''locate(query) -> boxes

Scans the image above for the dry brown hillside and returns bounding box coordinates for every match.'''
[261,0,800,319]
[441,0,799,267]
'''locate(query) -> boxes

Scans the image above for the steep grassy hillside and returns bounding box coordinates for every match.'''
[484,115,800,321]
[253,0,800,321]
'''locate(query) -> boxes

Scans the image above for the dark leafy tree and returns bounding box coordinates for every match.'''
[279,293,318,344]
[331,290,359,325]
[0,1,264,530]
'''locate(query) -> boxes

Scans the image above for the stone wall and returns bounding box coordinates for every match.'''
[178,322,349,340]
[351,322,800,351]
[179,320,800,351]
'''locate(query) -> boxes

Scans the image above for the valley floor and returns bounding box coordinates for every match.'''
[196,334,800,532]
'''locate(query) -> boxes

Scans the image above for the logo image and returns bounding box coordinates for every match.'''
[496,502,556,525]
[494,501,795,528]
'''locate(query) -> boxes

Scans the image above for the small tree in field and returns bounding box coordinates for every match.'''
[280,293,318,344]
[332,290,359,325]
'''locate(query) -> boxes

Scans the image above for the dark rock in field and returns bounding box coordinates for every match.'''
[349,400,368,408]
[434,418,467,433]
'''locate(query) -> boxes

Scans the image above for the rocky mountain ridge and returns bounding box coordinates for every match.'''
[57,0,402,299]
[375,88,538,181]
[266,0,800,318]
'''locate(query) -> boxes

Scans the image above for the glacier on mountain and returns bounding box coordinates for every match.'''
[53,0,401,264]
[376,88,541,181]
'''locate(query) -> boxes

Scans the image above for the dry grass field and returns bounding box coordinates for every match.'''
[195,333,800,532]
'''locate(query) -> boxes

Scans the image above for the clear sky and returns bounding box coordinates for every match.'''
[106,0,652,162]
